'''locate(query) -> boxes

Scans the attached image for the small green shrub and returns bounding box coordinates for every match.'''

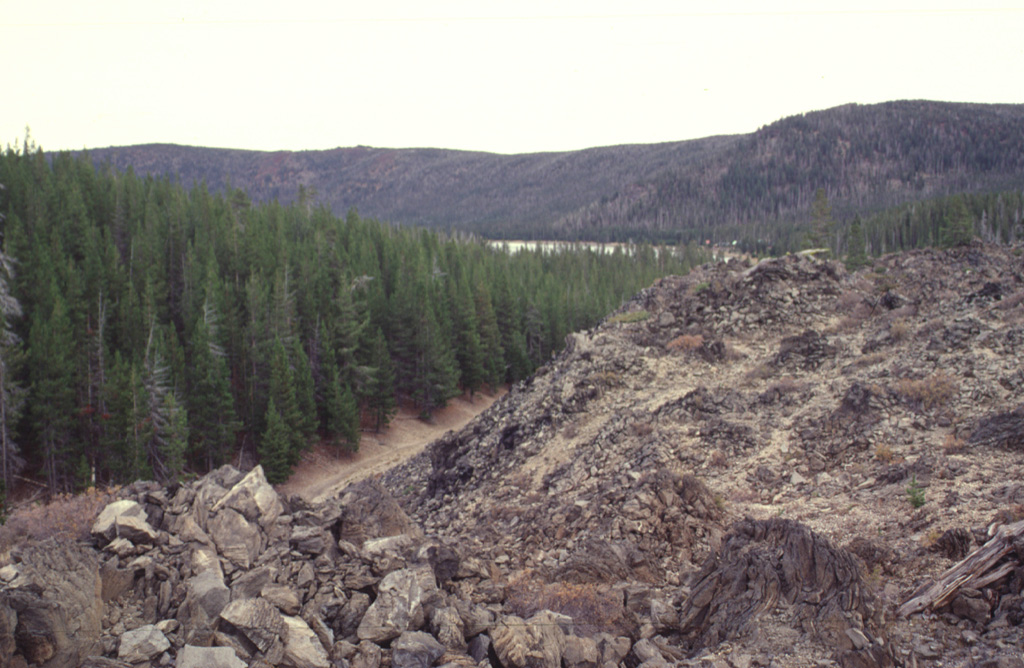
[906,476,926,509]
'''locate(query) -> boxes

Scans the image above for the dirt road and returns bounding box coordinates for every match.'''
[277,390,504,503]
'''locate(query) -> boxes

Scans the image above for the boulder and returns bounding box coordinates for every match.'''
[357,566,438,643]
[263,584,302,616]
[177,645,247,668]
[0,539,103,668]
[208,507,261,569]
[282,615,331,668]
[392,630,445,668]
[491,611,571,668]
[92,500,156,545]
[116,624,170,663]
[351,640,383,668]
[219,597,287,655]
[177,569,231,643]
[337,479,423,547]
[211,465,284,530]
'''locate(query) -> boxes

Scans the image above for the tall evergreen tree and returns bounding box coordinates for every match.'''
[259,398,291,484]
[0,244,24,493]
[268,337,304,464]
[365,327,397,432]
[845,215,868,271]
[28,285,76,492]
[941,195,975,247]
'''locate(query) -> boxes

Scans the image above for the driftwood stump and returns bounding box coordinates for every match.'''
[899,519,1024,617]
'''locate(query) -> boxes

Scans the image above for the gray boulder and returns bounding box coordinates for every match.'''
[219,597,287,655]
[211,465,284,530]
[392,631,445,668]
[208,507,261,569]
[357,566,438,643]
[177,645,247,668]
[177,569,231,644]
[282,614,331,668]
[491,610,572,668]
[92,500,157,545]
[116,624,169,663]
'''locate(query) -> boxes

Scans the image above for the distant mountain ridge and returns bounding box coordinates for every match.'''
[74,100,1024,241]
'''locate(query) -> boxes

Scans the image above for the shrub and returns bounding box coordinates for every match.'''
[874,443,896,463]
[691,281,711,295]
[906,476,926,509]
[666,334,704,353]
[896,372,957,412]
[506,579,627,635]
[889,318,911,342]
[0,487,117,561]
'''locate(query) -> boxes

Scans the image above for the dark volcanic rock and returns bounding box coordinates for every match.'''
[678,519,886,661]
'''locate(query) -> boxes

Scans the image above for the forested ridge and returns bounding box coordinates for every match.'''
[74,101,1024,247]
[0,140,708,498]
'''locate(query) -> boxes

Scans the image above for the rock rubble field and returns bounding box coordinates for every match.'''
[3,242,1024,667]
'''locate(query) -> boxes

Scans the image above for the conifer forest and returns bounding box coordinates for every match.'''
[0,143,708,493]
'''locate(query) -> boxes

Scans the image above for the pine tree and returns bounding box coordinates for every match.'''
[941,195,974,247]
[259,398,291,484]
[845,215,868,271]
[28,285,76,492]
[449,272,484,395]
[805,187,835,251]
[473,281,505,392]
[326,366,360,452]
[290,338,317,437]
[187,301,240,469]
[365,327,397,432]
[0,244,24,492]
[268,337,304,464]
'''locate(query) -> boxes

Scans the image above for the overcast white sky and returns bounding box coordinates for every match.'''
[3,1,1022,155]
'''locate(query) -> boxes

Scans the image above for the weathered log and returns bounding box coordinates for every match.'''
[899,519,1024,617]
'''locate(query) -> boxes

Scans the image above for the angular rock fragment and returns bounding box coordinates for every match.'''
[117,624,170,663]
[357,566,438,643]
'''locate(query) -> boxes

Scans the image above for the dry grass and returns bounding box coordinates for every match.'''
[666,333,704,353]
[895,372,957,412]
[942,433,966,455]
[874,443,898,464]
[888,318,912,342]
[0,487,118,562]
[506,578,628,636]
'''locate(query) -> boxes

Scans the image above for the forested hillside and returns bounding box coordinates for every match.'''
[0,143,707,497]
[74,101,1024,248]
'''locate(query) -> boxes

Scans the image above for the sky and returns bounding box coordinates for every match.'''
[3,0,1023,155]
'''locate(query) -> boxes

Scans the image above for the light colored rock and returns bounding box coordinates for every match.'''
[117,624,170,663]
[357,566,438,643]
[263,584,302,616]
[92,500,152,544]
[208,507,260,569]
[491,611,571,668]
[115,513,159,544]
[177,645,247,668]
[282,615,331,668]
[211,465,284,530]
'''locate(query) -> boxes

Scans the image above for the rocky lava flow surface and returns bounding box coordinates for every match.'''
[4,242,1024,668]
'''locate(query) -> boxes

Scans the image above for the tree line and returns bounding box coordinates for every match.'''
[0,138,708,495]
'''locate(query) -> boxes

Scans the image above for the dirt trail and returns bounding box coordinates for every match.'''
[277,390,504,503]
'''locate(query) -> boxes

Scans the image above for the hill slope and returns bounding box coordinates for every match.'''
[76,101,1024,241]
[3,243,1024,667]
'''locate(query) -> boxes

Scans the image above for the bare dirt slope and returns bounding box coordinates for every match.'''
[278,390,503,503]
